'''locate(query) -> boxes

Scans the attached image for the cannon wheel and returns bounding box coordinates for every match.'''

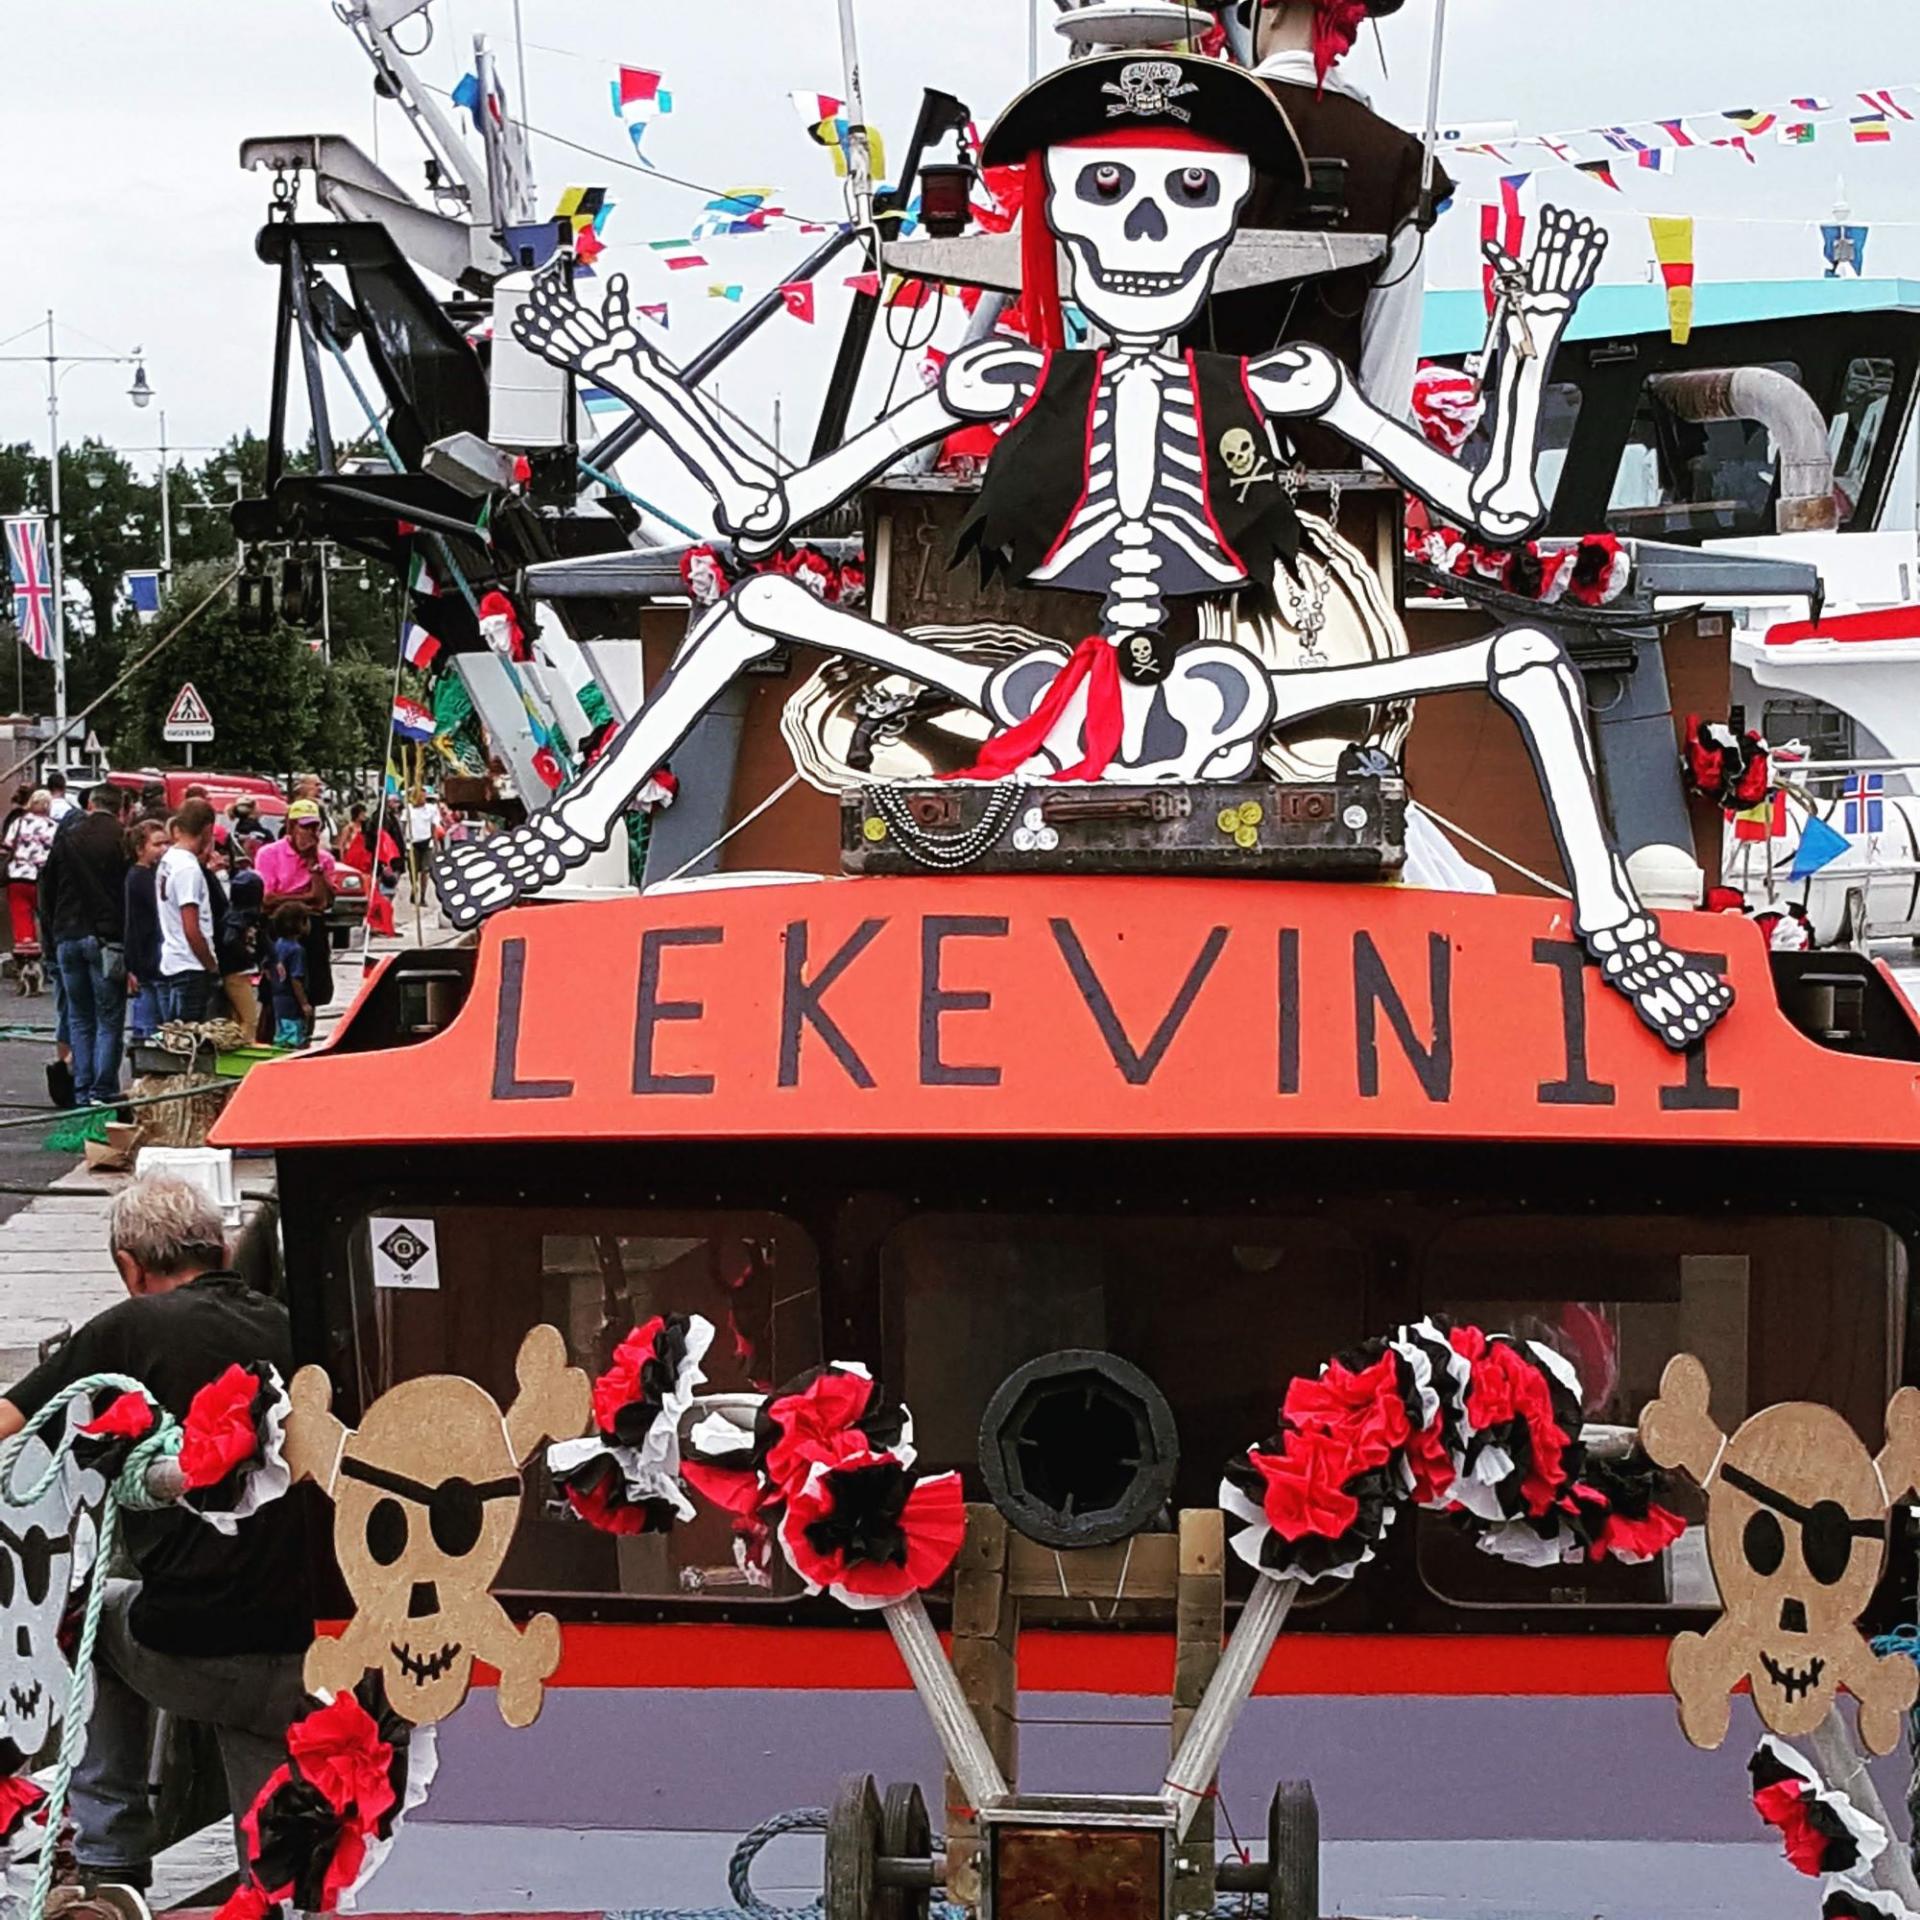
[824,1773,882,1920]
[875,1780,933,1920]
[1268,1780,1319,1920]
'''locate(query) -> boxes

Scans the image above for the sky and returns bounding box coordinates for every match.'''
[3,0,1917,521]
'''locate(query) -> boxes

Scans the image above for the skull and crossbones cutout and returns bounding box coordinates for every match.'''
[1218,427,1273,502]
[1639,1354,1920,1754]
[1101,58,1197,122]
[285,1326,591,1728]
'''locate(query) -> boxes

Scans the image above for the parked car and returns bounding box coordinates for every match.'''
[99,768,289,828]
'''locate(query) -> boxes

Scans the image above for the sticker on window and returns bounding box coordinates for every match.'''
[371,1216,440,1291]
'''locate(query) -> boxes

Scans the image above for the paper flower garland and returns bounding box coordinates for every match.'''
[678,543,865,610]
[215,1681,437,1920]
[1220,1318,1686,1586]
[1748,1737,1886,1879]
[1407,525,1631,608]
[685,1363,963,1608]
[547,1314,714,1534]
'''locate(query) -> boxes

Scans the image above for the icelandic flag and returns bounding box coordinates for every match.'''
[4,516,54,661]
[392,695,437,742]
[1843,772,1885,835]
[401,621,441,671]
[1790,813,1852,880]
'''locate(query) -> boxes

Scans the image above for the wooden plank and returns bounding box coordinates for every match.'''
[954,1503,1008,1573]
[951,1568,1006,1641]
[1007,1531,1179,1602]
[1178,1507,1225,1577]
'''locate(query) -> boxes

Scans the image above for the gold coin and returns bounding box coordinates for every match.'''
[1216,807,1240,834]
[1237,801,1263,827]
[1234,825,1258,849]
[862,816,887,842]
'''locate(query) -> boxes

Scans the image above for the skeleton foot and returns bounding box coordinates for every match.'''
[431,814,606,928]
[1583,915,1734,1051]
[493,1611,563,1728]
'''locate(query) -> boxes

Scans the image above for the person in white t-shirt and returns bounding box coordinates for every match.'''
[404,789,441,901]
[45,771,76,823]
[155,800,219,1023]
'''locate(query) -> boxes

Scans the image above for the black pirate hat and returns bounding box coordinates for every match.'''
[980,52,1308,185]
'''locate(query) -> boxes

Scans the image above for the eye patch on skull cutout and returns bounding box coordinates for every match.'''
[1640,1353,1920,1755]
[284,1326,591,1729]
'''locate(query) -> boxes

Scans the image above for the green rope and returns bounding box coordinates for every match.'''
[0,1376,185,1920]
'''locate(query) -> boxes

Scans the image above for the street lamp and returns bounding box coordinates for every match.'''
[128,364,152,410]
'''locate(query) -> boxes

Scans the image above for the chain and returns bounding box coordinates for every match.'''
[268,165,300,225]
[1280,475,1340,665]
[867,782,1024,869]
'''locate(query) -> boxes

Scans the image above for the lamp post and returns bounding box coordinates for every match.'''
[0,312,150,762]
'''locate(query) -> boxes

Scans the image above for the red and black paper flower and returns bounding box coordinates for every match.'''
[1749,1737,1886,1879]
[73,1390,159,1478]
[216,1680,436,1920]
[0,1774,46,1846]
[549,1315,713,1535]
[778,1448,967,1609]
[177,1362,292,1533]
[1222,1318,1685,1586]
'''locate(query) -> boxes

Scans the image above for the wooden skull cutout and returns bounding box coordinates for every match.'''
[1640,1354,1920,1754]
[286,1326,591,1728]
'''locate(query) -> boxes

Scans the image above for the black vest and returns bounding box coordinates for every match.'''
[953,349,1300,596]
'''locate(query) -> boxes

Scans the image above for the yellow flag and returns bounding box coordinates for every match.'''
[1648,215,1695,345]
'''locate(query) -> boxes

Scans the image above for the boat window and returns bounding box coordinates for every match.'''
[880,1210,1369,1611]
[1760,697,1854,763]
[343,1207,822,1602]
[1830,356,1896,527]
[1412,1209,1907,1611]
[1605,361,1803,541]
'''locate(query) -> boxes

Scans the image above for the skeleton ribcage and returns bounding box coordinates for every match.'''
[1029,348,1249,636]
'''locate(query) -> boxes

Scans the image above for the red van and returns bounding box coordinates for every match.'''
[99,768,289,826]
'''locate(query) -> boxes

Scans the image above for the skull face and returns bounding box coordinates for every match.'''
[1708,1403,1886,1732]
[1043,142,1251,340]
[0,1431,98,1763]
[335,1377,524,1725]
[1220,428,1257,479]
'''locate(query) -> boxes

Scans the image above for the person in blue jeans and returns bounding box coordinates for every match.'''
[154,801,219,1023]
[122,819,168,1045]
[37,784,130,1108]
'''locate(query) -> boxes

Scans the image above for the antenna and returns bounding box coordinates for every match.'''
[1416,0,1449,231]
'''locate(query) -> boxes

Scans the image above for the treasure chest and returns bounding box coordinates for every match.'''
[841,763,1406,878]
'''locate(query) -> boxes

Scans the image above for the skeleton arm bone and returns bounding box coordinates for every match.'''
[745,338,1043,558]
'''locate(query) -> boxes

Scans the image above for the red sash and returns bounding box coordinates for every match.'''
[943,635,1123,782]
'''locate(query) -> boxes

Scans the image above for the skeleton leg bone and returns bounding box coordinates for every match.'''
[433,576,997,926]
[1261,624,1733,1048]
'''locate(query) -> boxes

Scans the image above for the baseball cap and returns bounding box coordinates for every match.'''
[287,800,322,823]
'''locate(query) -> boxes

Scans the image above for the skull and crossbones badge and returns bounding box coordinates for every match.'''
[1639,1354,1920,1754]
[1101,58,1197,122]
[286,1326,591,1728]
[1218,426,1274,503]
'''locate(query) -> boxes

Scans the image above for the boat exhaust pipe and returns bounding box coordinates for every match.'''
[1647,367,1838,533]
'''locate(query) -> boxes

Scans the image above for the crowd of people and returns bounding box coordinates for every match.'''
[0,773,459,1112]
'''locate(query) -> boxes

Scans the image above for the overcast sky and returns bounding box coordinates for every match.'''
[3,0,1916,512]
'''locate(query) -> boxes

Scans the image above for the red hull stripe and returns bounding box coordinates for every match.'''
[416,1626,1676,1695]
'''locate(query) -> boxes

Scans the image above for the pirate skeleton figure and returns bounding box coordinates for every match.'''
[434,53,1732,1050]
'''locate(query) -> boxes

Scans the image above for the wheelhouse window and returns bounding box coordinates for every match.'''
[1830,355,1896,527]
[1413,1210,1907,1611]
[343,1207,822,1601]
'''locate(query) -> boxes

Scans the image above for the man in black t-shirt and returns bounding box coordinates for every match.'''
[0,1176,313,1891]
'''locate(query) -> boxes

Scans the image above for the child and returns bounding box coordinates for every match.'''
[264,903,314,1048]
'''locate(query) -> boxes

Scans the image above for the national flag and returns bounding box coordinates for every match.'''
[1722,108,1777,135]
[402,621,442,671]
[1778,120,1817,145]
[1843,772,1885,835]
[1731,792,1787,842]
[650,239,709,270]
[1851,112,1892,144]
[1599,127,1648,152]
[1637,148,1677,173]
[1860,88,1914,121]
[392,695,437,742]
[1655,119,1698,147]
[3,516,54,661]
[1574,160,1620,191]
[779,282,816,323]
[1791,97,1832,112]
[1790,812,1851,880]
[1532,135,1581,164]
[408,549,439,599]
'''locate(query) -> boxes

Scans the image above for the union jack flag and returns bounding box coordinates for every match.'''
[1843,773,1885,835]
[4,516,53,661]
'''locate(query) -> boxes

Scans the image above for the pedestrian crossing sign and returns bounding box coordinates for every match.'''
[163,681,215,744]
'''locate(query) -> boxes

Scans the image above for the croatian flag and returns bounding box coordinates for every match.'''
[4,516,53,661]
[1843,772,1885,835]
[401,621,441,670]
[392,695,437,742]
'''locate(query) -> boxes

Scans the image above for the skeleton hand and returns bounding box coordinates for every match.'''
[512,266,654,382]
[1483,206,1607,353]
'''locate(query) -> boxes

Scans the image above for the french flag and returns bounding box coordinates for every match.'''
[402,621,441,670]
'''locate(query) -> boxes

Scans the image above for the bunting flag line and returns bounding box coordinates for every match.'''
[693,188,783,239]
[1648,215,1695,344]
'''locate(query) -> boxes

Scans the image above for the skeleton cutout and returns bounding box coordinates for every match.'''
[0,1420,103,1765]
[285,1326,591,1728]
[432,52,1734,1055]
[1639,1354,1920,1754]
